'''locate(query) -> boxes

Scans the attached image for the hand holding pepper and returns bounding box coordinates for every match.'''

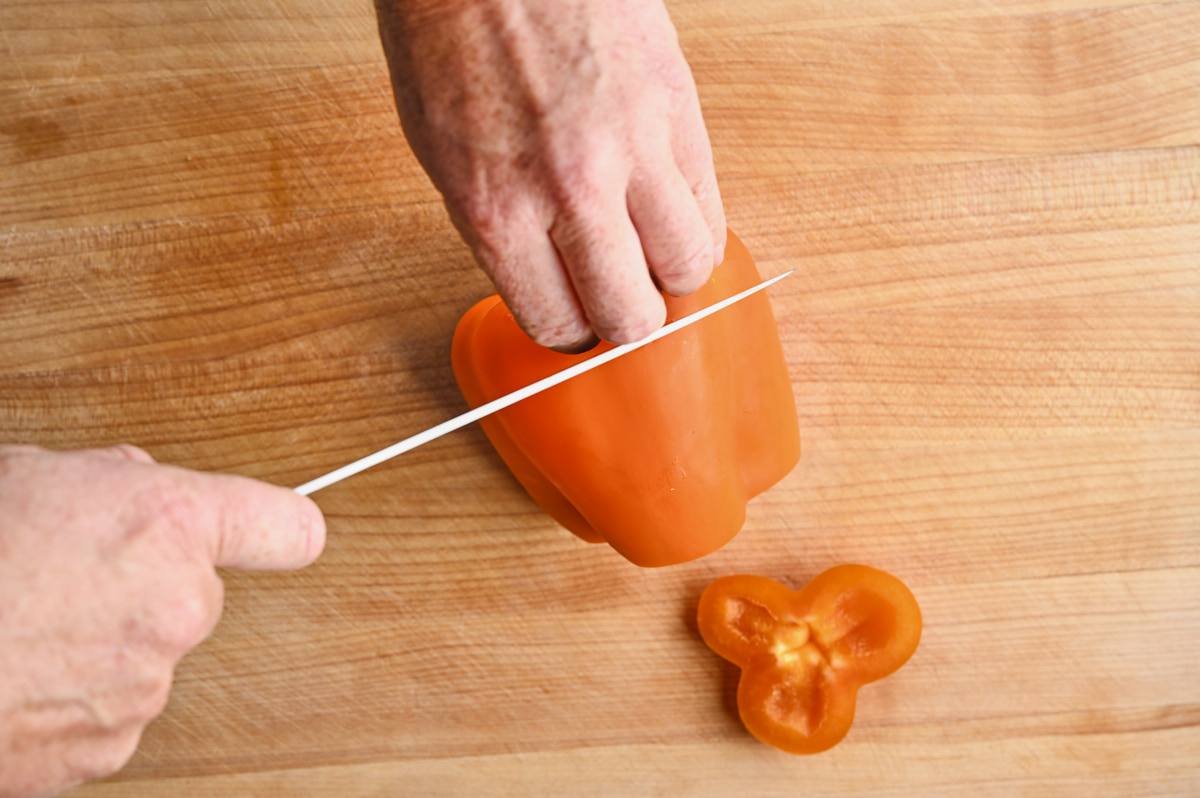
[375,0,727,351]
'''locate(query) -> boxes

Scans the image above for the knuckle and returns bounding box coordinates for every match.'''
[130,574,223,655]
[111,477,208,561]
[646,50,697,112]
[549,176,607,227]
[455,193,507,242]
[449,197,525,266]
[544,144,616,225]
[70,731,142,785]
[102,666,175,727]
[122,581,220,660]
[451,195,545,271]
[137,670,175,721]
[159,580,223,654]
[454,186,539,240]
[151,479,211,554]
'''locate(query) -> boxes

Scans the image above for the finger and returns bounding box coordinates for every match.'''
[185,472,327,571]
[551,202,666,345]
[628,159,715,297]
[671,90,728,266]
[471,217,595,352]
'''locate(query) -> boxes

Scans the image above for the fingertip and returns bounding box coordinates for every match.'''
[202,473,329,571]
[294,493,327,567]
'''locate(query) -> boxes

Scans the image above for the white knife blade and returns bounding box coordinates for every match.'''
[294,269,794,496]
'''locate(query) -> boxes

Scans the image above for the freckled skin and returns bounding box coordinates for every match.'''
[375,0,728,351]
[0,446,325,798]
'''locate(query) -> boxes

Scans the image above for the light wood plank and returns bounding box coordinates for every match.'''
[0,0,1196,795]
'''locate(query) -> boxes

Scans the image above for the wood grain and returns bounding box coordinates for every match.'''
[1,0,1198,795]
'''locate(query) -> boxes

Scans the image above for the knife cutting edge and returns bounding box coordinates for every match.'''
[293,269,795,497]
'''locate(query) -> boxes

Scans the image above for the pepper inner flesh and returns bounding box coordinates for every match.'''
[769,622,824,668]
[764,619,834,737]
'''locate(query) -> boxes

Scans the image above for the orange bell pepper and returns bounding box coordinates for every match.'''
[696,566,922,754]
[450,230,799,567]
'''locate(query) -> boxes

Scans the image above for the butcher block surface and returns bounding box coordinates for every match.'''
[2,0,1198,795]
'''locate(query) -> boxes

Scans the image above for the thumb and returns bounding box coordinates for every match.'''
[189,471,327,571]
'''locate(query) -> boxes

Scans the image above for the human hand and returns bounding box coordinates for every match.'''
[0,445,325,798]
[375,0,727,351]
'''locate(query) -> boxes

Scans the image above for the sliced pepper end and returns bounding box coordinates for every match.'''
[697,566,922,755]
[739,676,858,755]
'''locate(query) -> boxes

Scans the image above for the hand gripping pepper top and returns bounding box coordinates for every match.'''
[450,230,800,567]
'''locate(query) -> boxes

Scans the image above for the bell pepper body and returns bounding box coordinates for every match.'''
[451,230,799,567]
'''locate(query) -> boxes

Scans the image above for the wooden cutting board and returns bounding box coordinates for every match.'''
[2,0,1198,795]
